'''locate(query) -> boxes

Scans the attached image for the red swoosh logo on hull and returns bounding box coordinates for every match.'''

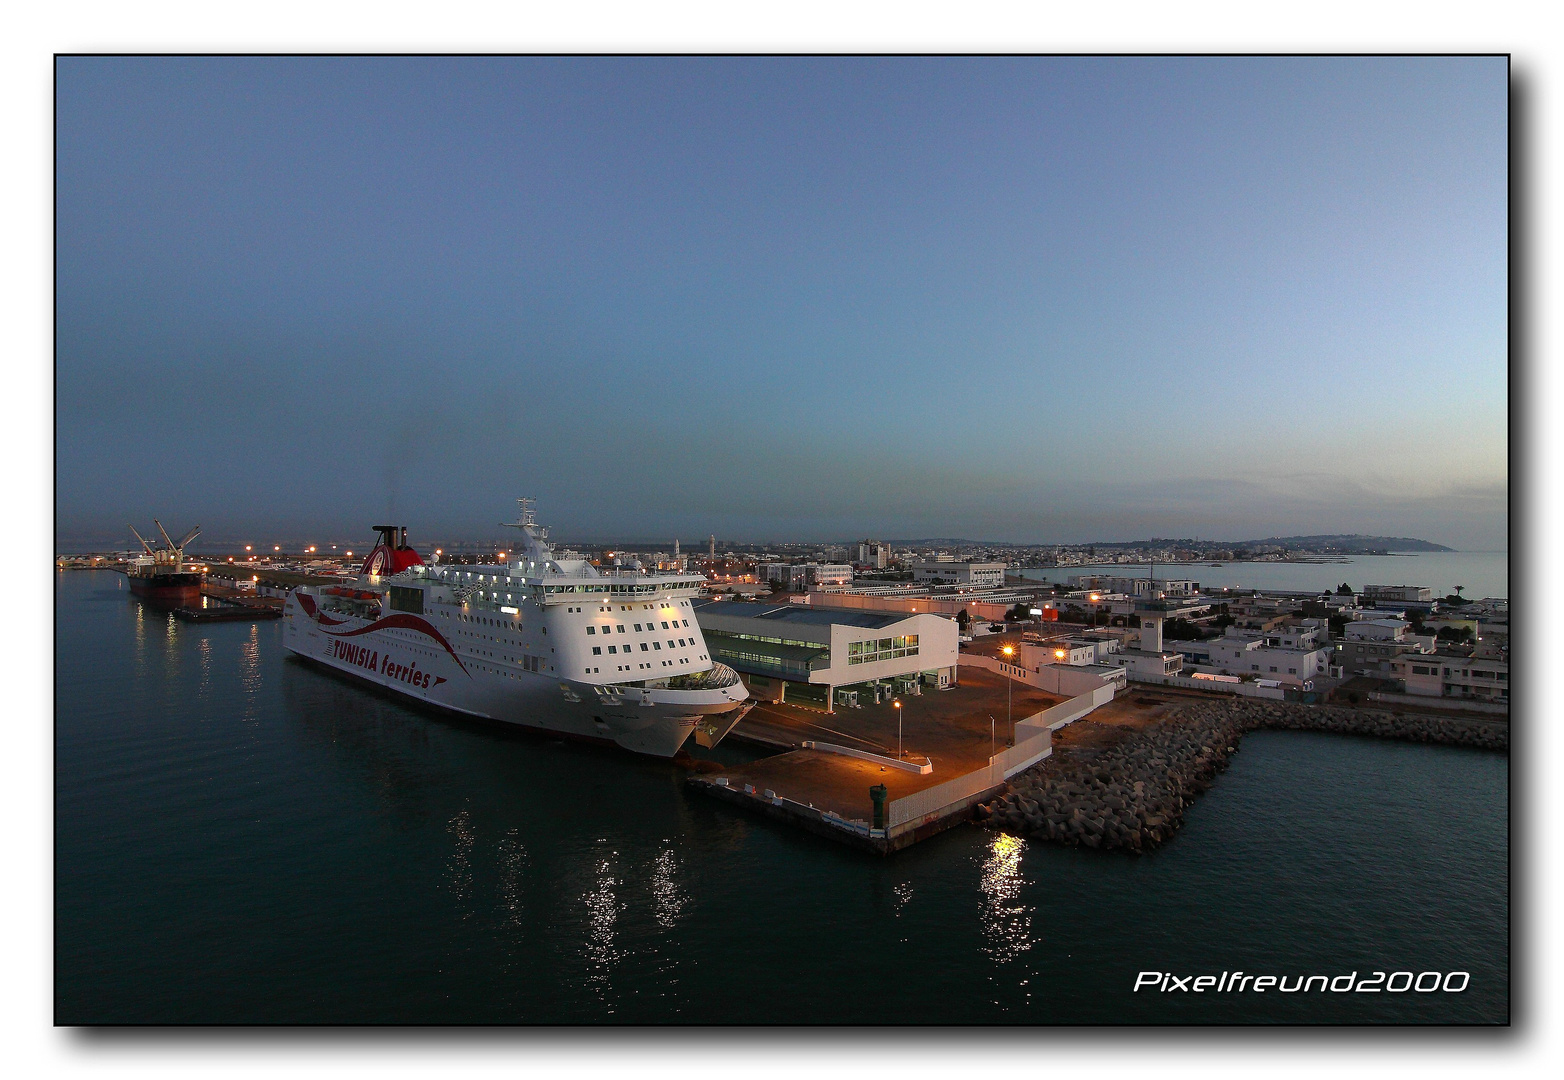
[295,592,346,625]
[320,611,471,677]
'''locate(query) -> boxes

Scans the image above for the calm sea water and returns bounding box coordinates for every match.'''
[55,570,1508,1024]
[1022,550,1509,601]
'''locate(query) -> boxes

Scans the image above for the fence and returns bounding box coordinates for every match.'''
[885,680,1117,831]
[1128,672,1288,699]
[887,760,1006,830]
[1366,691,1509,715]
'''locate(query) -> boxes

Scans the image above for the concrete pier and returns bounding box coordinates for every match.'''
[686,668,1113,853]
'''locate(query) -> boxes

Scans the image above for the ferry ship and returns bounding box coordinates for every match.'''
[125,521,204,607]
[282,500,752,757]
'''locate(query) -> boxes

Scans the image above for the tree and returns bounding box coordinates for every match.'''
[955,609,970,629]
[1006,603,1031,622]
[1336,582,1354,596]
[768,577,787,594]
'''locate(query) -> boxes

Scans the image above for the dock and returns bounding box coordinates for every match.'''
[171,583,287,622]
[687,666,1115,853]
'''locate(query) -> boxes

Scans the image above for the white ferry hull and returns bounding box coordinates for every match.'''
[281,595,750,758]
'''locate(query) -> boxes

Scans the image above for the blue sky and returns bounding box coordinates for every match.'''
[55,56,1508,549]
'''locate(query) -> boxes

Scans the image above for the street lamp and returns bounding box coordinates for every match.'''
[893,698,903,760]
[1001,645,1015,745]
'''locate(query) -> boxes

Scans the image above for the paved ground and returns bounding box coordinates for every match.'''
[711,668,1069,823]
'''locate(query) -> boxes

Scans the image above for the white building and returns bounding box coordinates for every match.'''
[1168,622,1331,687]
[760,562,852,591]
[1364,585,1433,603]
[857,541,891,569]
[808,563,854,587]
[1388,650,1508,704]
[1343,618,1408,642]
[692,599,959,711]
[1068,574,1201,598]
[1019,635,1121,669]
[911,561,1006,587]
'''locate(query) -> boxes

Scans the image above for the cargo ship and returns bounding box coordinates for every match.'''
[282,500,752,758]
[125,521,204,608]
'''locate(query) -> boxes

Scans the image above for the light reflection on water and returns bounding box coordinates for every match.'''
[195,636,212,705]
[979,832,1033,964]
[238,624,262,720]
[496,828,529,929]
[649,844,687,930]
[446,807,476,911]
[581,845,623,1010]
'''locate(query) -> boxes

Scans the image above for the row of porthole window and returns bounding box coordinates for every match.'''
[588,618,689,635]
[584,656,696,675]
[592,637,696,655]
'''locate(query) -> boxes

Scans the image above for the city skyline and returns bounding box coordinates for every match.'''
[56,57,1508,550]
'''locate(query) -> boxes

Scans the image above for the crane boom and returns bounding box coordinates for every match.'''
[128,525,156,555]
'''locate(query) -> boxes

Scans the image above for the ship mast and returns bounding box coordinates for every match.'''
[500,498,558,573]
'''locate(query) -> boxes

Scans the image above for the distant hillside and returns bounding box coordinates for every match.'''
[897,534,1455,552]
[1234,534,1454,553]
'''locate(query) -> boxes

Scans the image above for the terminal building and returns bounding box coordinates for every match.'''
[692,598,960,711]
[910,560,1006,587]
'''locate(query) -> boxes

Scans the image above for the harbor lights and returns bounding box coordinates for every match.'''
[893,698,903,760]
[245,546,252,552]
[1054,648,1066,661]
[1001,644,1015,746]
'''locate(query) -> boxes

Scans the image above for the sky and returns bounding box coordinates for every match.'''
[54,56,1509,551]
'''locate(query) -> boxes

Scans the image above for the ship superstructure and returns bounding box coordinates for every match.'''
[282,499,751,757]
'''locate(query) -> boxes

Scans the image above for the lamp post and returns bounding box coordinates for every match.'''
[988,714,996,759]
[893,698,902,760]
[1001,644,1014,744]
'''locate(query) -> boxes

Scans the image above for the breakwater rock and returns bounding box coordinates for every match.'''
[976,699,1506,853]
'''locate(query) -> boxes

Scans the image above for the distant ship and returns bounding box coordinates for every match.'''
[282,500,752,758]
[124,521,204,607]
